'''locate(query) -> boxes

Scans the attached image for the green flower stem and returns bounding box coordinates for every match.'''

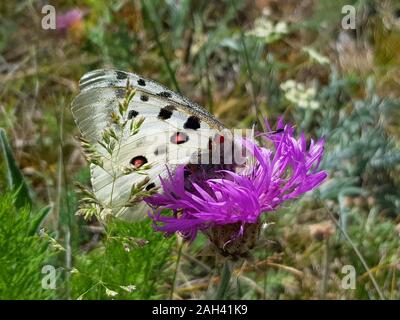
[170,239,184,300]
[214,261,232,300]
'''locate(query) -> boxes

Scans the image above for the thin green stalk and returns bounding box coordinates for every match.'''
[55,104,72,299]
[263,248,268,299]
[108,127,125,207]
[170,239,184,300]
[97,223,115,299]
[214,261,232,300]
[231,0,258,119]
[197,13,214,113]
[326,208,385,300]
[320,237,330,299]
[141,0,181,93]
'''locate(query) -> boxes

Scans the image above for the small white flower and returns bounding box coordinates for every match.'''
[296,83,305,91]
[105,288,118,297]
[309,101,320,110]
[303,47,330,65]
[275,21,288,34]
[120,285,136,293]
[70,268,79,274]
[306,87,317,97]
[280,79,296,90]
[281,80,319,110]
[298,99,308,109]
[246,17,289,43]
[299,91,309,101]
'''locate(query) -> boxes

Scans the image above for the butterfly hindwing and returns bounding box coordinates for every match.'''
[71,69,225,220]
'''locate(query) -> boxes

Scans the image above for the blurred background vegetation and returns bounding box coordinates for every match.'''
[0,0,399,300]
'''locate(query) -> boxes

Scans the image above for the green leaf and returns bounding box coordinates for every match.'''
[0,128,32,208]
[28,205,52,236]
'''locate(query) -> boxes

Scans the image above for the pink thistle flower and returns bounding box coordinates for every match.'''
[56,9,84,30]
[145,118,327,257]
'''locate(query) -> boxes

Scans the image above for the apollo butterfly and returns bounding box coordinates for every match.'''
[71,69,231,220]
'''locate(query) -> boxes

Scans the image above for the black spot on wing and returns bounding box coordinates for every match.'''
[158,105,175,120]
[154,145,167,156]
[116,71,127,80]
[140,95,149,102]
[128,110,139,119]
[184,116,201,130]
[145,183,156,191]
[137,78,146,86]
[158,91,172,98]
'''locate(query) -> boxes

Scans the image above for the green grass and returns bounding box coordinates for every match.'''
[0,192,55,299]
[71,219,175,300]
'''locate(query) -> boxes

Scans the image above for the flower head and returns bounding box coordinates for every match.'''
[145,118,327,257]
[246,17,289,44]
[280,80,319,110]
[56,9,84,30]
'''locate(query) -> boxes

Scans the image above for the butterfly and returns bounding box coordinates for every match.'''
[71,69,230,220]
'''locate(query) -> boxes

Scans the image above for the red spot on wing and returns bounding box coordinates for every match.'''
[130,156,148,168]
[171,132,189,144]
[133,159,145,167]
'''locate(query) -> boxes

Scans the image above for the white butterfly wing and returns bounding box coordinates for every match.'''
[71,69,225,220]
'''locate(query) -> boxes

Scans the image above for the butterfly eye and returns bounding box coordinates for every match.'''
[170,132,189,145]
[130,156,148,168]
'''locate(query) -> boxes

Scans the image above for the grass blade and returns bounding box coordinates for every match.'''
[0,128,31,208]
[28,205,52,236]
